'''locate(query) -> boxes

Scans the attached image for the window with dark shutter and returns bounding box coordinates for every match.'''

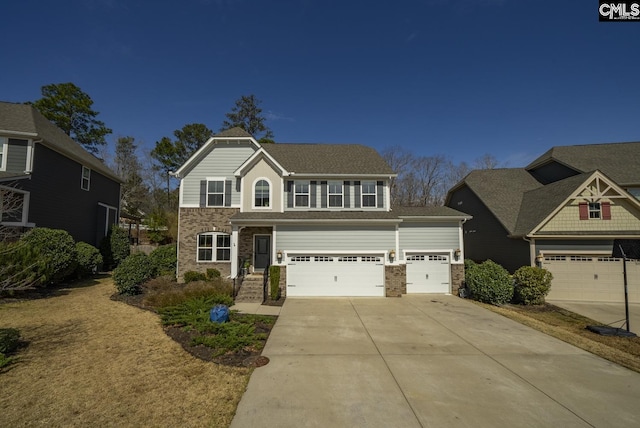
[579,203,588,220]
[602,202,611,220]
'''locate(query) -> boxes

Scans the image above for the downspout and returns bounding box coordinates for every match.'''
[522,236,537,267]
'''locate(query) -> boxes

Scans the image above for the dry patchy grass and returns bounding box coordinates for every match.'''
[478,301,640,373]
[0,277,251,427]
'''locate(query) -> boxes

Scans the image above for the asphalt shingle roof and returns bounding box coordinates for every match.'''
[526,142,640,185]
[232,207,469,222]
[261,143,395,175]
[214,127,253,138]
[0,101,121,182]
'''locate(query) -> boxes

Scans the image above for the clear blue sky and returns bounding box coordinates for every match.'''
[2,0,639,167]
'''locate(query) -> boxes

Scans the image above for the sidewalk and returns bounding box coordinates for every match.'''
[230,302,282,316]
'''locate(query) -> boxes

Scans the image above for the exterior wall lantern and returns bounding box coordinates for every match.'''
[277,250,283,264]
[454,248,461,261]
[389,250,396,262]
[535,252,544,267]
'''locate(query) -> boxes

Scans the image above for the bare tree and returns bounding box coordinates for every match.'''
[0,184,27,242]
[473,153,500,170]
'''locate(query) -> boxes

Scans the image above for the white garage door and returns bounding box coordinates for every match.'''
[286,254,385,297]
[543,255,640,303]
[406,254,450,293]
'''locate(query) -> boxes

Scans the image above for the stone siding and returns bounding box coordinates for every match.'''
[451,264,465,296]
[177,207,238,282]
[385,264,406,297]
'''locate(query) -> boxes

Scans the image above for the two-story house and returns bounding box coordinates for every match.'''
[0,101,121,246]
[174,128,470,297]
[445,141,640,303]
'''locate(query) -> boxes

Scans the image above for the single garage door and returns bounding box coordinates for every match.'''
[286,254,385,297]
[543,255,640,303]
[406,254,450,293]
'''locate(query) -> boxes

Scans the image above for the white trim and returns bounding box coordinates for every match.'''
[252,177,272,209]
[402,249,454,265]
[196,231,232,263]
[539,250,611,256]
[234,147,288,177]
[0,130,37,137]
[98,203,118,238]
[204,176,227,207]
[0,185,30,226]
[0,137,7,171]
[231,226,239,278]
[25,139,35,173]
[327,180,344,208]
[294,180,310,208]
[81,166,91,191]
[361,180,377,208]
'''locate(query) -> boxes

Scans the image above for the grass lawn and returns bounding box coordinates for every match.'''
[478,301,640,373]
[0,276,251,428]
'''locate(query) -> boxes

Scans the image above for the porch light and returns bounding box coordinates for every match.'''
[535,252,544,267]
[454,248,461,260]
[389,250,396,262]
[277,250,283,263]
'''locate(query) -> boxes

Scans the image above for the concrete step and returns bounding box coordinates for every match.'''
[235,277,266,303]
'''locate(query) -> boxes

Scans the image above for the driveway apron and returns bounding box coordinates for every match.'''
[231,295,640,428]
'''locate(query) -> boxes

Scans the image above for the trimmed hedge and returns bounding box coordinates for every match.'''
[513,266,553,305]
[21,228,77,285]
[465,260,513,305]
[100,227,130,270]
[75,242,103,278]
[148,244,177,277]
[269,265,280,300]
[113,253,156,295]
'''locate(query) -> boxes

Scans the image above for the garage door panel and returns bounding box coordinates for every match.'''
[287,255,385,297]
[406,254,450,294]
[544,255,639,303]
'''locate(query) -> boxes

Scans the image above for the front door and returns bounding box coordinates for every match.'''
[254,235,271,272]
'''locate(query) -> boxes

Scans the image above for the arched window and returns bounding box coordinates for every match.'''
[254,179,270,208]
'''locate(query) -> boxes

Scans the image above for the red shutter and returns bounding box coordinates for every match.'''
[602,202,611,220]
[579,203,588,220]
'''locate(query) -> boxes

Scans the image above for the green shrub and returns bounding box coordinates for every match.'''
[269,265,280,300]
[100,227,130,270]
[192,323,265,357]
[183,271,207,283]
[0,328,20,354]
[513,266,553,305]
[149,244,177,277]
[75,242,103,278]
[466,260,513,305]
[464,259,477,272]
[0,241,44,291]
[206,268,221,279]
[112,253,155,295]
[21,228,77,285]
[158,294,235,328]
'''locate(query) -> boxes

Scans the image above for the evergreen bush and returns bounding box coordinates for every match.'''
[206,268,221,279]
[0,241,44,290]
[21,228,77,285]
[100,227,130,270]
[269,265,280,300]
[148,244,177,277]
[112,252,155,295]
[183,271,207,283]
[465,260,513,305]
[75,242,103,278]
[513,266,553,305]
[0,328,20,354]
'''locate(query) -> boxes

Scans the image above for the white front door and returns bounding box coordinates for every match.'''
[286,254,385,297]
[406,254,450,293]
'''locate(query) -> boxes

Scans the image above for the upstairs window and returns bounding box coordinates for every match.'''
[328,181,343,208]
[361,181,376,207]
[197,232,231,262]
[294,181,310,207]
[579,201,611,220]
[588,202,601,219]
[207,180,225,206]
[254,179,270,208]
[81,166,91,191]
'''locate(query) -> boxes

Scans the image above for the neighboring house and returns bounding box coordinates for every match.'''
[0,101,121,246]
[445,141,640,303]
[174,128,470,297]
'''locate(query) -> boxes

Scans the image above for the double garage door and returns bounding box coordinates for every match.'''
[287,254,385,297]
[286,252,451,297]
[543,255,640,303]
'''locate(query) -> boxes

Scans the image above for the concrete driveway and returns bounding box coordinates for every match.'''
[549,300,640,335]
[231,295,640,428]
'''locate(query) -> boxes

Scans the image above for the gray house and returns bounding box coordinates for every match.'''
[174,128,470,297]
[0,101,121,246]
[445,142,640,303]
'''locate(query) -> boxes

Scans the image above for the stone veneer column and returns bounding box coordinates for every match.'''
[385,265,406,297]
[450,264,465,296]
[177,207,239,282]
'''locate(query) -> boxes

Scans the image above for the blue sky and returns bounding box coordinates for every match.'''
[2,0,639,167]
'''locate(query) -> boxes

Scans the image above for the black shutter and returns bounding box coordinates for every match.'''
[310,181,317,208]
[354,181,361,208]
[200,180,207,207]
[377,181,384,208]
[344,181,351,208]
[224,180,232,207]
[287,180,294,208]
[320,181,328,208]
[235,178,241,192]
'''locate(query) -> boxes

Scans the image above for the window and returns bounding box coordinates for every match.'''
[197,233,231,262]
[328,181,343,207]
[81,166,91,191]
[207,180,224,206]
[361,181,376,207]
[294,181,309,207]
[254,179,270,208]
[0,187,27,224]
[589,202,601,219]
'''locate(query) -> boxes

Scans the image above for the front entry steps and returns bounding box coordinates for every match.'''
[235,274,264,303]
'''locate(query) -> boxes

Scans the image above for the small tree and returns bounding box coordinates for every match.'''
[220,95,274,143]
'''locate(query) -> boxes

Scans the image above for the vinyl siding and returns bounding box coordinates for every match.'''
[181,144,255,206]
[277,225,395,252]
[399,222,460,260]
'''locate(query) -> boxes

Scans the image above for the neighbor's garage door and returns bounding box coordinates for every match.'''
[543,255,640,303]
[406,254,450,293]
[286,254,385,297]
